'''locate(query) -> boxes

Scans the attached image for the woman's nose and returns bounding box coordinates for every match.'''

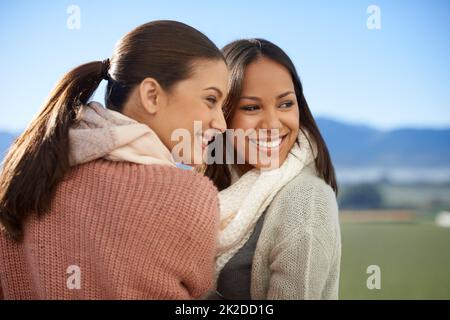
[211,108,227,133]
[259,109,283,131]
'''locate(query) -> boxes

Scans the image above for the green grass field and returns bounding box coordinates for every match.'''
[339,222,450,299]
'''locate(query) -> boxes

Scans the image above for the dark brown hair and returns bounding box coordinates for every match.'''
[0,20,224,241]
[205,38,338,194]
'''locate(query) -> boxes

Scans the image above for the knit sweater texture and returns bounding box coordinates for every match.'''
[0,160,219,299]
[251,163,341,299]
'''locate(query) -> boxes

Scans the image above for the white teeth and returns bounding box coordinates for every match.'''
[250,138,282,148]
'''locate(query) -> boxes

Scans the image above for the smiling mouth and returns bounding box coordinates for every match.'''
[249,134,288,150]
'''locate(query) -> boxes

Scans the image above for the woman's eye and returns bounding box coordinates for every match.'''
[240,105,260,111]
[206,96,217,105]
[279,101,294,109]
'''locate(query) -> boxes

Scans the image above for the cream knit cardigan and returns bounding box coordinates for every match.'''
[250,163,341,299]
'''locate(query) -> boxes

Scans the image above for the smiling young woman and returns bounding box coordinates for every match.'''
[205,39,341,300]
[0,20,228,300]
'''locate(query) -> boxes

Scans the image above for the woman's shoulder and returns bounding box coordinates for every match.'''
[67,159,218,196]
[276,163,336,206]
[54,160,220,243]
[60,160,219,225]
[266,163,339,232]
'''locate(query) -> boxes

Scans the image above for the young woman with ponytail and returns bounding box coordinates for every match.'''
[0,20,228,299]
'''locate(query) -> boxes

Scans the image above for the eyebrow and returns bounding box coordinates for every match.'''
[240,91,295,101]
[204,87,223,98]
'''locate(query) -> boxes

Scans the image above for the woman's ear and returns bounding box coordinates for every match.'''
[138,77,166,115]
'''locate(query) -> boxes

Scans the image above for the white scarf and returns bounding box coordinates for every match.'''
[216,130,317,274]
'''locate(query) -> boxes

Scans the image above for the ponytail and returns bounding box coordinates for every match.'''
[0,60,108,240]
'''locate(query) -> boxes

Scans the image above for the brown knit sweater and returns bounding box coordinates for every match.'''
[0,159,219,299]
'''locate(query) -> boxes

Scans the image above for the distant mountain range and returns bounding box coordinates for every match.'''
[315,118,450,168]
[1,118,450,172]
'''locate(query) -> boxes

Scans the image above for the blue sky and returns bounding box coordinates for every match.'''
[0,0,449,131]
